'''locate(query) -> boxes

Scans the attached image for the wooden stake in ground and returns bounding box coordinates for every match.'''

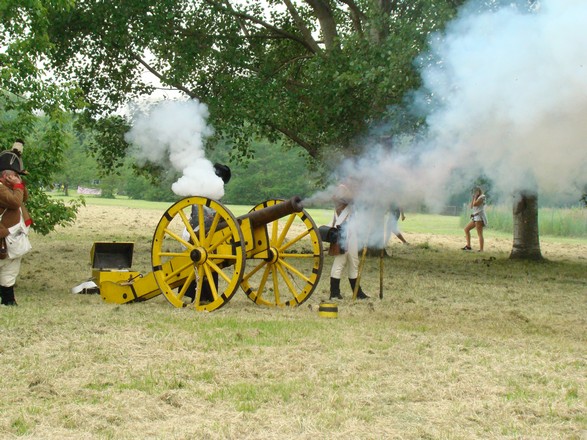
[380,211,390,300]
[379,248,384,299]
[353,244,369,301]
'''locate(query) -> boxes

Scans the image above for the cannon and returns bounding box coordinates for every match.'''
[95,196,324,311]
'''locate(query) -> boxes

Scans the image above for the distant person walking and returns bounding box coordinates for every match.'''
[463,187,488,252]
[386,204,408,245]
[183,163,231,305]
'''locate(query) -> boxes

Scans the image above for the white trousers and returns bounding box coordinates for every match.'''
[330,231,360,279]
[0,257,22,287]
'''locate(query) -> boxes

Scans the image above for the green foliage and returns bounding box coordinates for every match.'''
[25,188,84,235]
[52,133,321,204]
[1,0,465,233]
[0,97,36,145]
[56,136,100,190]
[42,0,462,164]
[1,2,85,234]
[123,171,177,202]
[22,117,85,234]
[223,141,321,204]
[77,114,131,173]
[0,103,84,234]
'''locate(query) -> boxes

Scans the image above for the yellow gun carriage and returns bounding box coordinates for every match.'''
[94,196,324,311]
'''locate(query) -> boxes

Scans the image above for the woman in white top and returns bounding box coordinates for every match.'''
[463,187,488,252]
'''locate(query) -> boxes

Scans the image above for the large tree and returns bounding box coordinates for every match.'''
[3,2,557,261]
[43,0,463,165]
[0,0,84,234]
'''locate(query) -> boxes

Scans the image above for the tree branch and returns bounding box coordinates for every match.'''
[220,0,251,38]
[271,54,314,80]
[203,0,318,54]
[336,0,366,34]
[303,0,339,50]
[280,0,322,53]
[132,55,200,100]
[267,122,319,158]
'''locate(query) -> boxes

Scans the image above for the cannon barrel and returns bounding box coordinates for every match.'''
[238,196,303,228]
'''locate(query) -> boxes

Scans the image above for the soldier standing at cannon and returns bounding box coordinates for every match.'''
[328,180,369,300]
[183,163,231,304]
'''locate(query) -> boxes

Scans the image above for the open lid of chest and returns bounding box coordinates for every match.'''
[90,242,134,270]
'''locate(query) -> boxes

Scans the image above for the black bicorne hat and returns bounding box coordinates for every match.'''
[213,163,231,184]
[0,150,25,175]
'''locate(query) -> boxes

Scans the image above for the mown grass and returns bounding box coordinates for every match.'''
[1,200,585,439]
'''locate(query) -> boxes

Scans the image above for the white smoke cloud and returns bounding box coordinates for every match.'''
[125,99,225,199]
[307,0,587,249]
[418,0,587,202]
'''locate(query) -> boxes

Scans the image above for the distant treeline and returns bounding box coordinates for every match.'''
[53,140,323,205]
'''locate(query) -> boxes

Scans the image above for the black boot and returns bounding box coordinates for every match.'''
[184,280,196,303]
[0,285,17,306]
[329,277,342,300]
[349,278,369,299]
[200,273,218,304]
[184,273,217,304]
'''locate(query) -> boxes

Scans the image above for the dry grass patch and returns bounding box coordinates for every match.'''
[0,204,585,439]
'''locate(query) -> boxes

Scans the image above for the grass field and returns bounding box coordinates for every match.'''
[1,198,585,439]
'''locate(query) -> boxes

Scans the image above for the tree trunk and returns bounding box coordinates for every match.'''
[510,191,543,260]
[304,0,339,50]
[369,0,393,43]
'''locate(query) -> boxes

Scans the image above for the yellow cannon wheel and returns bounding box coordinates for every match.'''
[151,197,246,311]
[240,199,323,307]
